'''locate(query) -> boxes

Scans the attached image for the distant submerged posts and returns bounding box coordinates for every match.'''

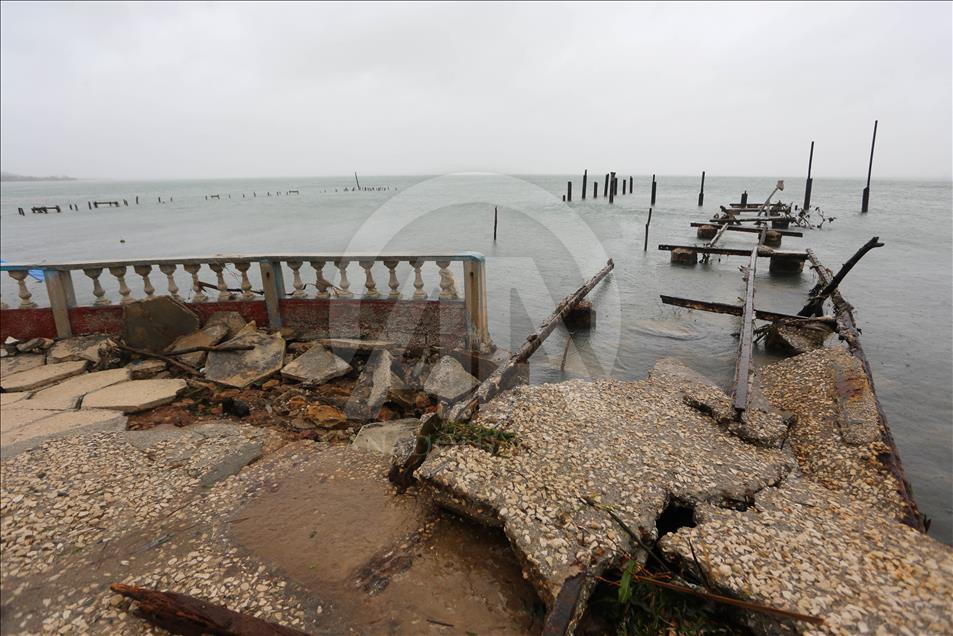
[862,120,878,213]
[603,174,609,198]
[629,176,633,193]
[566,181,572,202]
[609,172,616,204]
[698,171,705,207]
[593,181,598,199]
[581,170,587,200]
[493,206,498,241]
[651,174,657,205]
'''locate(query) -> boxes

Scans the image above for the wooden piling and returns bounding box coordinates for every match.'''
[804,141,815,212]
[697,171,705,207]
[581,170,587,200]
[609,173,616,204]
[622,179,627,195]
[603,174,609,197]
[88,201,92,210]
[862,120,878,213]
[493,207,498,241]
[567,181,572,202]
[740,190,748,206]
[593,181,598,199]
[651,174,657,205]
[629,176,633,193]
[644,207,653,251]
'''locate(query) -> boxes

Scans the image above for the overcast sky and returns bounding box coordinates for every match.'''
[1,1,950,180]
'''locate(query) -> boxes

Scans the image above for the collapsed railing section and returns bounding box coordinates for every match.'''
[0,253,491,350]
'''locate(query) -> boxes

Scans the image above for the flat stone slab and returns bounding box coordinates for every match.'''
[1,392,30,407]
[205,331,285,388]
[125,358,167,379]
[281,345,351,385]
[205,311,248,339]
[0,354,46,378]
[351,419,419,455]
[347,349,393,421]
[123,296,200,352]
[0,408,62,435]
[659,476,953,635]
[83,379,187,413]
[0,361,88,392]
[416,362,795,607]
[1,409,127,459]
[423,355,479,402]
[166,323,229,368]
[22,368,132,411]
[47,335,115,365]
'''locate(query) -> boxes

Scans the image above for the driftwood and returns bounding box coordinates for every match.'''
[447,258,614,423]
[116,343,202,377]
[389,259,615,488]
[660,294,835,324]
[110,583,308,636]
[798,236,883,317]
[803,249,926,532]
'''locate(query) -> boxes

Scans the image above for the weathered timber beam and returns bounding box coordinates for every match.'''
[658,245,807,260]
[798,236,883,316]
[805,249,926,532]
[689,223,803,237]
[110,583,309,636]
[732,247,758,417]
[659,295,833,323]
[707,217,790,224]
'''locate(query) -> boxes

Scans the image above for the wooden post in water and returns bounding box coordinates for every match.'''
[644,207,653,251]
[629,176,633,193]
[493,207,498,241]
[697,171,706,207]
[603,174,609,197]
[862,120,877,213]
[803,141,815,212]
[581,170,587,200]
[622,178,627,195]
[88,201,92,210]
[609,172,616,204]
[593,181,598,199]
[650,175,657,205]
[567,181,572,202]
[741,190,748,206]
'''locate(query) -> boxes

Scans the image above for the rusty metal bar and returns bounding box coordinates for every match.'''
[659,295,831,324]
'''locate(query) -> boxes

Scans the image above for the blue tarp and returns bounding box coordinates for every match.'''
[0,259,45,282]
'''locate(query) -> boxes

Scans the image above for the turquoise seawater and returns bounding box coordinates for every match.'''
[2,173,951,542]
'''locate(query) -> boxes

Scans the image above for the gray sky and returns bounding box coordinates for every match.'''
[1,1,950,180]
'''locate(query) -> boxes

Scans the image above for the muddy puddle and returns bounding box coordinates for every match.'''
[230,447,543,635]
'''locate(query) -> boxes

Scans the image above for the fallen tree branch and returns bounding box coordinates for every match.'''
[116,343,202,377]
[110,583,308,635]
[798,236,883,317]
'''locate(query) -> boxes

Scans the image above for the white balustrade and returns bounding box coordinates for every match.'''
[1,254,489,350]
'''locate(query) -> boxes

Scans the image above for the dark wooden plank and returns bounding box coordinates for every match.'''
[689,223,802,237]
[657,245,807,260]
[659,295,832,323]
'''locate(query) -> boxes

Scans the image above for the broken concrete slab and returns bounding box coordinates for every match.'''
[205,311,248,339]
[123,296,200,352]
[166,323,229,368]
[659,476,953,635]
[82,378,187,413]
[0,353,46,378]
[280,345,352,385]
[0,361,88,392]
[347,349,394,421]
[765,322,834,356]
[0,408,62,435]
[204,331,285,388]
[318,338,395,353]
[24,368,132,411]
[1,409,127,460]
[125,358,168,379]
[195,441,263,488]
[760,347,909,520]
[423,355,479,402]
[47,334,115,365]
[415,363,796,608]
[351,419,419,455]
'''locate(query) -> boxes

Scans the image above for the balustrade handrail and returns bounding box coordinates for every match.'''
[1,251,491,351]
[0,251,485,271]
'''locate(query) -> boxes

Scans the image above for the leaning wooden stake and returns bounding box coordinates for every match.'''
[643,208,653,252]
[390,260,615,488]
[803,249,926,531]
[732,247,758,418]
[110,583,308,636]
[798,236,883,317]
